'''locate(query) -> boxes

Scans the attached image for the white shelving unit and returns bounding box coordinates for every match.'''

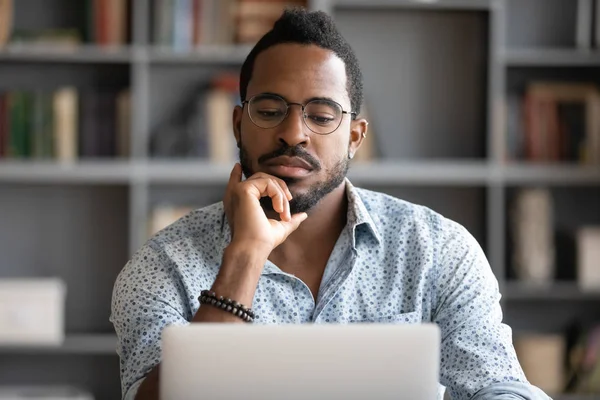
[1,0,599,399]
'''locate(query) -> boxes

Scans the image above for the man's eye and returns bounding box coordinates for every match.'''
[308,114,335,125]
[257,110,284,118]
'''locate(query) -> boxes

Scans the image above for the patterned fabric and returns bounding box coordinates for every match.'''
[110,180,550,400]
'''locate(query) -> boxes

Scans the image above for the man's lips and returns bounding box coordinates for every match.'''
[262,156,314,178]
[263,156,314,170]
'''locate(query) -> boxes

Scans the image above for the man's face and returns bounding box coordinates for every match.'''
[234,43,358,214]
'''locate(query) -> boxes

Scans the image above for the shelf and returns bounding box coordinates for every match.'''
[348,160,491,185]
[0,334,117,355]
[144,160,492,185]
[502,49,600,67]
[147,45,253,64]
[0,160,133,184]
[1,160,599,186]
[501,163,600,185]
[333,0,493,10]
[504,282,600,301]
[0,45,133,63]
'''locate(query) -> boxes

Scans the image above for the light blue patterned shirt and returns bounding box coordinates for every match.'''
[110,180,550,400]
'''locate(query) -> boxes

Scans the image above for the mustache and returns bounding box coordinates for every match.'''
[258,145,321,171]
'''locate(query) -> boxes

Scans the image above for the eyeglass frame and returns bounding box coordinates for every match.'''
[241,93,357,135]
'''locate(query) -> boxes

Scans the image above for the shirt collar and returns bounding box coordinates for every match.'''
[344,178,382,247]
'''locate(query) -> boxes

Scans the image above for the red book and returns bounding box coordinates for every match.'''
[95,0,108,45]
[192,0,202,46]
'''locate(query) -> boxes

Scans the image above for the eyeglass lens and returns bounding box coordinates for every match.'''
[248,95,343,134]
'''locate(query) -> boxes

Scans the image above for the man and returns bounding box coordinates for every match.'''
[111,8,550,400]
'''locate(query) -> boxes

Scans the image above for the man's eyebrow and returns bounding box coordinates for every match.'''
[305,96,339,104]
[253,92,287,100]
[253,93,341,105]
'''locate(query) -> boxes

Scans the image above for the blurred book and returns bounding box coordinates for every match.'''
[0,386,93,400]
[0,0,13,48]
[149,205,195,237]
[576,227,600,292]
[505,82,600,164]
[235,0,305,44]
[10,29,82,49]
[577,0,594,49]
[206,74,238,163]
[54,87,78,163]
[153,0,306,48]
[0,87,130,160]
[514,333,566,394]
[87,0,129,46]
[3,0,128,48]
[510,188,555,284]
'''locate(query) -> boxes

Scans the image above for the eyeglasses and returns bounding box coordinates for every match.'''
[242,93,356,135]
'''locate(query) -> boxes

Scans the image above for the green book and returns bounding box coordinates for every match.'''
[30,91,54,159]
[7,92,22,158]
[21,91,32,158]
[31,91,45,158]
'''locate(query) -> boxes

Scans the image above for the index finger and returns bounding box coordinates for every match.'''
[227,163,242,190]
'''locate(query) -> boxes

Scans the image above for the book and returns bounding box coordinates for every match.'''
[576,227,600,292]
[154,0,174,46]
[200,0,216,45]
[31,91,54,159]
[576,0,594,49]
[116,89,131,158]
[0,0,12,48]
[173,0,193,52]
[234,0,305,44]
[520,82,600,164]
[7,92,31,158]
[510,188,555,284]
[206,74,238,163]
[106,0,127,46]
[53,87,78,163]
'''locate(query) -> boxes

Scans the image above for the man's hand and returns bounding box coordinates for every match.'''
[223,163,308,252]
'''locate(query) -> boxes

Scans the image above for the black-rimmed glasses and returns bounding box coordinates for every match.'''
[242,93,356,135]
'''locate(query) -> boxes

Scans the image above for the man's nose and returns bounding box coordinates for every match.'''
[276,105,310,147]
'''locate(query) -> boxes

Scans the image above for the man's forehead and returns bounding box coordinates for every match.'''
[247,44,349,104]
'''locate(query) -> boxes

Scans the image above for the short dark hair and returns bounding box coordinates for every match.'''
[239,8,363,116]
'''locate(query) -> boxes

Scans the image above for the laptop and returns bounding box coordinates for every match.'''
[160,323,440,400]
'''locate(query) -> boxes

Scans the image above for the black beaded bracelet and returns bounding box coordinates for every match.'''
[199,290,255,323]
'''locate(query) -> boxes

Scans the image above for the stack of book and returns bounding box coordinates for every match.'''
[505,82,600,164]
[0,0,129,49]
[0,88,130,161]
[152,0,306,49]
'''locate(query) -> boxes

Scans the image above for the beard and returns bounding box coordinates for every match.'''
[238,142,349,215]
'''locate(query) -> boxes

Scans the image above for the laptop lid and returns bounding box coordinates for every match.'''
[160,323,440,400]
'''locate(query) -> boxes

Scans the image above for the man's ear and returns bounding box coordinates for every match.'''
[348,118,368,159]
[233,105,243,147]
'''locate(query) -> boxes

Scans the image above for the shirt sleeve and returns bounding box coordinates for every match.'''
[432,221,551,400]
[110,242,191,399]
